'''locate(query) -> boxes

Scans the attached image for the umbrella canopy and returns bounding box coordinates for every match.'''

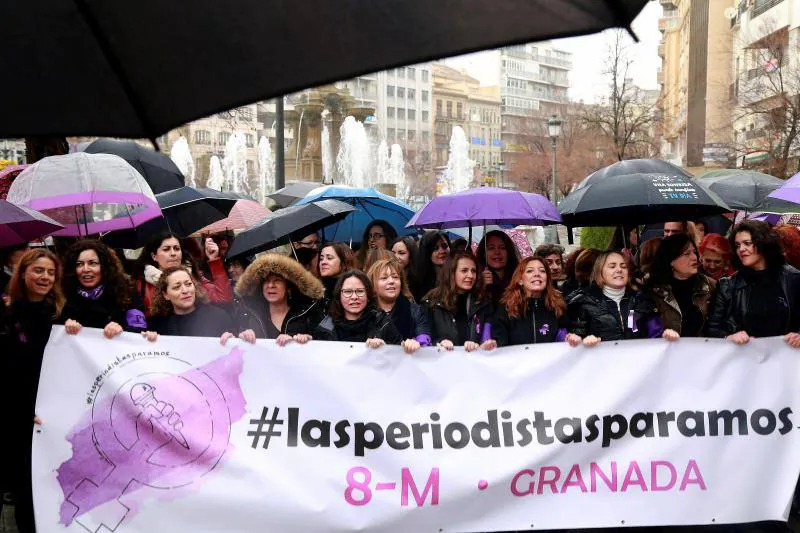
[559,173,731,226]
[0,200,64,246]
[6,153,161,236]
[296,185,416,244]
[575,159,691,191]
[268,182,323,208]
[407,187,560,229]
[0,164,29,200]
[697,169,798,213]
[768,171,800,206]
[2,0,647,138]
[196,199,271,234]
[227,200,355,258]
[81,138,184,193]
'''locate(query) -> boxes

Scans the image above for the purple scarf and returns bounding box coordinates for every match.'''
[77,284,105,300]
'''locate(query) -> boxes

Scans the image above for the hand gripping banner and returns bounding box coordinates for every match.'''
[33,327,800,532]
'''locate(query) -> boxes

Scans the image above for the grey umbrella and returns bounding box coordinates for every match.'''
[697,169,799,214]
[268,182,322,208]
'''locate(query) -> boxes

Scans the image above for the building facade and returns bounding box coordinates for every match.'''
[657,0,734,170]
[498,42,572,189]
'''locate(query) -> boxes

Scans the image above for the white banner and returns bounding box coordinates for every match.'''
[34,327,800,532]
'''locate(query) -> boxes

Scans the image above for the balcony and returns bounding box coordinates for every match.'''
[753,0,785,19]
[658,42,665,58]
[530,54,573,70]
[506,69,546,83]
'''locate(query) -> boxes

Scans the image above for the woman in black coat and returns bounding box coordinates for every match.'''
[367,257,429,354]
[476,230,520,307]
[1,249,66,533]
[313,270,402,347]
[412,231,451,302]
[491,256,580,347]
[145,266,237,343]
[421,252,494,352]
[235,253,326,346]
[707,220,800,348]
[60,239,147,338]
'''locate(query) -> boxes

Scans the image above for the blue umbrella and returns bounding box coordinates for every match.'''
[295,185,416,244]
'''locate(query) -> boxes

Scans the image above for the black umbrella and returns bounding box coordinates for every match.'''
[3,0,647,138]
[228,199,355,258]
[697,169,799,214]
[269,181,323,208]
[576,159,691,191]
[559,173,731,227]
[103,187,239,248]
[82,138,184,193]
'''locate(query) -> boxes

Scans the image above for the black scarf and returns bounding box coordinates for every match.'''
[334,308,377,342]
[389,294,414,339]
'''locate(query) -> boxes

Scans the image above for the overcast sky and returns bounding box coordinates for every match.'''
[443,1,662,103]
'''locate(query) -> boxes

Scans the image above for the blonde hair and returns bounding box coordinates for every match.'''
[590,251,631,289]
[366,258,412,300]
[8,248,66,317]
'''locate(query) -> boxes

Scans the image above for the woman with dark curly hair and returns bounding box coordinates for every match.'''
[412,231,450,302]
[144,266,236,342]
[707,220,800,347]
[313,270,402,347]
[60,240,147,338]
[477,230,520,307]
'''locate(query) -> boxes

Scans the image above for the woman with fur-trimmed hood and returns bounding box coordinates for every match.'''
[235,254,326,346]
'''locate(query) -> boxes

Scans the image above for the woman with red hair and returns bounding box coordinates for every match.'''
[775,224,800,269]
[698,233,734,280]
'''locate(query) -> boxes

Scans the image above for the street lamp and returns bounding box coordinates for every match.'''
[547,115,562,201]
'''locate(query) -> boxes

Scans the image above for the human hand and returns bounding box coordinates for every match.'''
[103,321,123,339]
[34,416,43,425]
[662,329,680,342]
[726,331,750,345]
[482,269,494,286]
[293,334,312,344]
[480,339,497,351]
[219,331,234,345]
[65,319,82,335]
[439,339,454,351]
[402,338,421,354]
[276,333,294,346]
[784,332,800,348]
[366,338,385,349]
[565,333,582,347]
[205,238,220,261]
[464,341,479,352]
[583,335,601,347]
[141,331,159,342]
[239,329,257,344]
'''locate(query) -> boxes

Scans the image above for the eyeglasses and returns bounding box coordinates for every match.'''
[342,288,367,298]
[368,232,386,241]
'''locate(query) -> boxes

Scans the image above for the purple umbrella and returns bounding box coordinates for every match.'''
[406,187,561,230]
[0,200,64,246]
[768,171,800,204]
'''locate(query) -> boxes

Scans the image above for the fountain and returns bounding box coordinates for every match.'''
[321,122,333,184]
[441,126,475,195]
[223,132,249,193]
[170,136,196,187]
[207,156,224,190]
[388,144,406,200]
[376,140,389,184]
[258,136,275,204]
[336,116,371,188]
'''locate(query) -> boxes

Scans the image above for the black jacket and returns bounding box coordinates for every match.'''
[148,303,235,338]
[707,265,800,338]
[313,307,403,343]
[387,294,431,342]
[492,298,566,346]
[422,294,493,345]
[566,285,662,341]
[237,297,325,339]
[60,288,147,332]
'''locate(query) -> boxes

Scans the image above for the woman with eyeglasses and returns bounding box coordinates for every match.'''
[647,234,716,339]
[422,252,494,352]
[412,231,451,302]
[708,221,800,347]
[313,270,402,347]
[356,220,398,268]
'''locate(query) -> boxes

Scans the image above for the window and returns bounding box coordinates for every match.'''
[422,110,429,122]
[219,132,231,145]
[408,109,416,120]
[396,68,404,78]
[407,67,416,79]
[408,130,416,141]
[422,70,429,82]
[245,134,254,148]
[397,108,406,120]
[387,107,395,118]
[422,131,430,143]
[397,87,405,98]
[387,128,396,141]
[397,130,406,141]
[436,100,442,117]
[446,101,453,118]
[457,102,463,119]
[387,85,395,97]
[194,130,211,144]
[407,88,415,100]
[422,90,429,102]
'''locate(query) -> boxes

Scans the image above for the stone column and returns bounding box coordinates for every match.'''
[296,101,325,183]
[284,109,301,181]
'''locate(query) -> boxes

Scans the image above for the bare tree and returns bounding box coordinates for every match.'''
[581,30,659,161]
[731,24,800,178]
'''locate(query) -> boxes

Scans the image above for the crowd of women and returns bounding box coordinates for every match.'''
[2,217,800,532]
